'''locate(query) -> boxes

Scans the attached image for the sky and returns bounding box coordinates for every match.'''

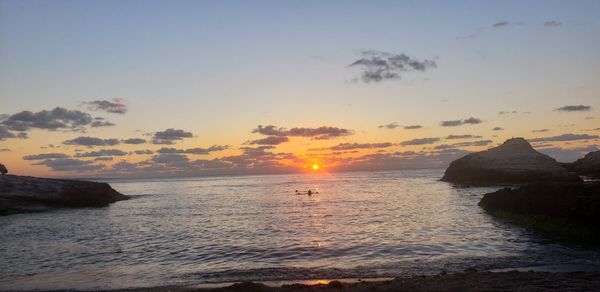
[0,0,599,178]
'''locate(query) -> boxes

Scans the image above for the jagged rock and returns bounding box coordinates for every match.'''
[0,163,7,175]
[479,182,600,242]
[568,151,600,178]
[0,175,128,215]
[441,138,581,185]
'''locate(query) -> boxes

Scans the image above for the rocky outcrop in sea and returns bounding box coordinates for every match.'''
[0,175,128,215]
[441,137,581,185]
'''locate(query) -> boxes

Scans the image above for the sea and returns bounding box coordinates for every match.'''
[2,169,600,290]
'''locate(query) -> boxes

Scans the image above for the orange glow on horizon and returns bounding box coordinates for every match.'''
[312,164,319,170]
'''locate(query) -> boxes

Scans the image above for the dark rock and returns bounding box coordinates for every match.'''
[479,182,600,242]
[0,163,7,175]
[442,138,581,185]
[567,151,600,179]
[0,174,128,215]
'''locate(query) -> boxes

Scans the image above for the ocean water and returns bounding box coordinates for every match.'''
[2,169,600,290]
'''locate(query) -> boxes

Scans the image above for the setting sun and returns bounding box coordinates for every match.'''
[312,164,320,170]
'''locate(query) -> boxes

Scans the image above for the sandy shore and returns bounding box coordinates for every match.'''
[106,270,600,291]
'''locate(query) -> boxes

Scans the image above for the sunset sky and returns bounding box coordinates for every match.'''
[1,0,599,178]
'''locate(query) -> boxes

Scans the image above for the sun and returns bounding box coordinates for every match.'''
[312,164,320,170]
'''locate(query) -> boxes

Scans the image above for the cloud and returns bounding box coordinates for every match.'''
[1,107,93,132]
[498,111,518,115]
[84,98,128,114]
[400,137,440,146]
[75,149,128,157]
[152,128,193,144]
[0,148,10,152]
[95,157,113,161]
[156,145,228,155]
[23,153,70,160]
[248,136,290,145]
[63,136,120,147]
[451,140,493,147]
[330,142,394,151]
[33,158,105,172]
[404,125,423,130]
[555,105,592,112]
[132,149,154,155]
[445,134,482,140]
[440,117,482,127]
[348,50,436,83]
[492,127,504,131]
[91,117,115,127]
[529,133,599,143]
[544,20,562,27]
[122,138,147,144]
[0,125,28,141]
[531,129,549,133]
[252,125,352,140]
[492,21,509,28]
[378,122,400,129]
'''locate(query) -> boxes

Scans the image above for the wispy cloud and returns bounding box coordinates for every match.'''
[84,98,128,114]
[400,137,440,146]
[440,117,482,127]
[348,50,436,83]
[529,133,599,142]
[63,136,120,147]
[152,128,194,144]
[252,125,353,140]
[555,105,592,112]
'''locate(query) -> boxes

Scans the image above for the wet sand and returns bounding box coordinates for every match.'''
[107,270,600,291]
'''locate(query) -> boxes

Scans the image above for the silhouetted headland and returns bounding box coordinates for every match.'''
[563,150,600,179]
[0,174,128,216]
[441,137,581,185]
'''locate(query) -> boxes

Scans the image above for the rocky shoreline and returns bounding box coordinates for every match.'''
[441,138,600,244]
[0,174,128,215]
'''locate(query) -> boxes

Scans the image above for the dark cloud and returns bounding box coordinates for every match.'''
[152,128,193,144]
[492,127,504,131]
[400,137,440,146]
[23,153,70,160]
[91,117,115,127]
[348,50,436,83]
[63,136,121,147]
[248,136,290,145]
[498,111,518,115]
[330,142,394,151]
[531,129,549,133]
[451,140,493,147]
[33,158,105,172]
[95,157,113,161]
[1,107,93,132]
[156,145,228,155]
[446,134,482,140]
[0,125,28,141]
[555,105,591,112]
[378,123,400,129]
[84,98,128,114]
[252,125,352,140]
[544,20,562,27]
[529,133,599,143]
[132,149,154,155]
[492,21,509,28]
[122,138,147,144]
[440,117,482,127]
[75,149,128,157]
[404,125,423,130]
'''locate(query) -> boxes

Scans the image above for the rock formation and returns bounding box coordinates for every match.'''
[441,137,581,185]
[479,182,600,242]
[0,163,7,175]
[0,175,128,215]
[567,151,600,179]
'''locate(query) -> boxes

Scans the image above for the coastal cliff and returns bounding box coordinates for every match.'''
[0,174,128,215]
[441,137,581,185]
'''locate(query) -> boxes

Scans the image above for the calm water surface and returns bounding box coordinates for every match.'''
[2,169,600,290]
